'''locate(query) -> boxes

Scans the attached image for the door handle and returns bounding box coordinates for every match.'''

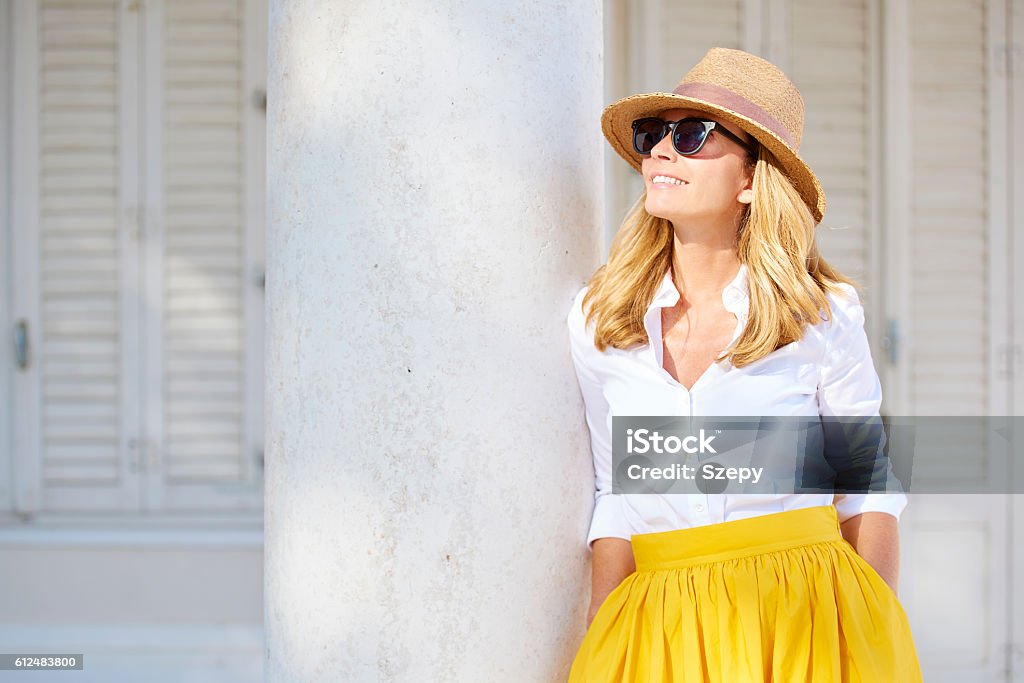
[879,318,899,366]
[13,319,29,369]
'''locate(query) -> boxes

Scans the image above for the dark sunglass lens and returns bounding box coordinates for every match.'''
[673,120,707,154]
[633,119,667,154]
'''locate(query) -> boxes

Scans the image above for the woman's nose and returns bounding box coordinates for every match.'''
[651,134,676,160]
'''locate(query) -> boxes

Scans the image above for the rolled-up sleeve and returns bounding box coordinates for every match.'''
[817,284,908,523]
[567,287,632,550]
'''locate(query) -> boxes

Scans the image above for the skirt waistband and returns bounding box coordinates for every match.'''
[630,504,843,572]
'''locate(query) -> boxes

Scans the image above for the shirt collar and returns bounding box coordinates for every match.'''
[650,262,750,317]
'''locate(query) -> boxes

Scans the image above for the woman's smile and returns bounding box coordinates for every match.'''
[650,174,688,189]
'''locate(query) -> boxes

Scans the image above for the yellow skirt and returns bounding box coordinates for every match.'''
[567,504,923,682]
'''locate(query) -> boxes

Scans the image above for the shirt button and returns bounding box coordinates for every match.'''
[695,504,705,511]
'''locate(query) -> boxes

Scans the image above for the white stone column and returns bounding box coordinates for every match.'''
[264,2,605,680]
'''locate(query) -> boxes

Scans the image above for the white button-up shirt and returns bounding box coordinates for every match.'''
[567,263,908,550]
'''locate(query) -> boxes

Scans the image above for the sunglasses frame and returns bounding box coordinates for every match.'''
[631,117,757,158]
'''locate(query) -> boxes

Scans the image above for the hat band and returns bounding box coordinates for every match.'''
[671,82,795,148]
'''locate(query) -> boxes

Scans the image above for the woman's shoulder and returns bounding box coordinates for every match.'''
[822,282,864,320]
[568,283,608,365]
[814,281,868,345]
[566,283,592,330]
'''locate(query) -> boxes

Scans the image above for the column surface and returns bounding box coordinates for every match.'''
[265,2,605,680]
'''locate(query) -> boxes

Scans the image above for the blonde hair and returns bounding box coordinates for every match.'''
[582,144,858,368]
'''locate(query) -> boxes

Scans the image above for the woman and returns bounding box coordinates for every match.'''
[566,48,923,682]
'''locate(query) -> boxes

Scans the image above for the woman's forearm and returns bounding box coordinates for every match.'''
[588,537,636,627]
[839,511,900,593]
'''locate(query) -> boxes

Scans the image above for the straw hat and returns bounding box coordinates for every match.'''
[601,47,826,224]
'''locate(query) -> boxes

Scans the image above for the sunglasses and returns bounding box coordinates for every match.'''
[631,117,757,157]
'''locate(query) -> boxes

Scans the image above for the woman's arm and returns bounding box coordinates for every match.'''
[588,537,636,628]
[568,289,638,626]
[817,286,905,595]
[840,511,900,593]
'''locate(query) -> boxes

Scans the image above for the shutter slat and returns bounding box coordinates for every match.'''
[167,460,243,482]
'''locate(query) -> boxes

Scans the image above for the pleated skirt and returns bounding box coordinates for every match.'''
[567,504,923,682]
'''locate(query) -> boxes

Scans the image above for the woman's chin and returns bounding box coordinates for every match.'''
[644,200,683,222]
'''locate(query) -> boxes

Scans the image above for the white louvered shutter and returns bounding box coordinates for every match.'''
[156,0,262,510]
[909,0,989,417]
[661,0,743,74]
[790,0,875,298]
[900,2,1008,682]
[14,0,263,514]
[32,0,140,511]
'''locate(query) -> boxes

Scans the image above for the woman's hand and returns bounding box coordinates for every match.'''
[588,537,636,628]
[840,511,900,593]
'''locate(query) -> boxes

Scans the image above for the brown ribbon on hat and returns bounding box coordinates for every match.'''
[672,83,796,149]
